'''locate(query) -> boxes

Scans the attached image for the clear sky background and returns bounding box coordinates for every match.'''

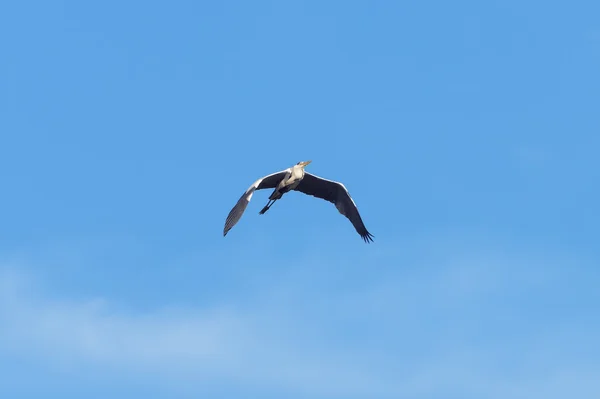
[1,1,599,398]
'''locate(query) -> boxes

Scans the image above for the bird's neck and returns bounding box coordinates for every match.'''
[292,166,305,179]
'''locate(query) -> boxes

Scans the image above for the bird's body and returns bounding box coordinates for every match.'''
[270,163,306,198]
[223,161,374,242]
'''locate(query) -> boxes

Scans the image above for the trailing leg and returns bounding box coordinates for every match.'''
[259,200,275,214]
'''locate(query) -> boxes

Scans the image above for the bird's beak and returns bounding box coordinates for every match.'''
[301,160,312,167]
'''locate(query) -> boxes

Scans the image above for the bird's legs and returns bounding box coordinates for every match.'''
[259,199,276,215]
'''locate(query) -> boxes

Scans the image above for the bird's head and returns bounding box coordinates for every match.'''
[297,160,312,168]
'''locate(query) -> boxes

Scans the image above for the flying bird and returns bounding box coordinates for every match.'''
[223,161,374,242]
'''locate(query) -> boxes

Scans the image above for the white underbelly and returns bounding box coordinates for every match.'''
[288,180,300,190]
[278,167,304,192]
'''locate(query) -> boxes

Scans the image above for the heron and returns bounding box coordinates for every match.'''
[223,161,374,242]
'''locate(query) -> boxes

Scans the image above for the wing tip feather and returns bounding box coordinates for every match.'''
[361,231,375,243]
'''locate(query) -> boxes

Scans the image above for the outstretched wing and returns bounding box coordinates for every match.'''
[295,172,374,242]
[223,169,288,236]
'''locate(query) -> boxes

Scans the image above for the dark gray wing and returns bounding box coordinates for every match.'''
[223,170,288,236]
[295,172,374,242]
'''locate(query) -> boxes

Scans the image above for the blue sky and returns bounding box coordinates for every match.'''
[1,1,599,398]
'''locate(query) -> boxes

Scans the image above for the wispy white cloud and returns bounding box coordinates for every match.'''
[0,263,395,397]
[0,237,598,398]
[0,267,236,371]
